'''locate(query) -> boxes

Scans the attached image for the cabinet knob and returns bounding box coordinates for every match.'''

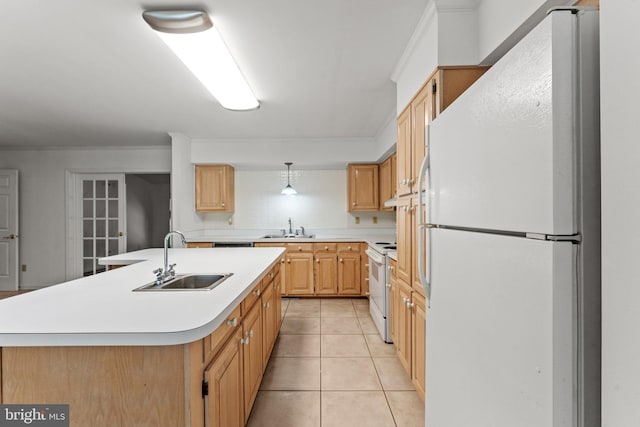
[365,263,369,268]
[298,246,302,251]
[340,258,344,263]
[386,283,391,289]
[352,202,356,206]
[348,246,352,250]
[221,202,225,207]
[316,259,320,263]
[253,289,261,296]
[324,245,329,250]
[226,318,238,327]
[241,337,250,345]
[287,259,291,263]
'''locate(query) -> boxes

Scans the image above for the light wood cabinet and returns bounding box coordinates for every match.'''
[397,107,412,196]
[348,164,379,211]
[379,153,396,211]
[397,66,488,197]
[204,328,244,427]
[195,164,235,212]
[261,282,278,365]
[285,252,314,295]
[396,279,413,375]
[241,300,263,422]
[338,252,361,295]
[186,242,213,248]
[315,252,338,295]
[396,197,413,286]
[411,291,426,401]
[258,241,369,297]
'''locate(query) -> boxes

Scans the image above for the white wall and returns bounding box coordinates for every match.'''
[0,147,170,288]
[601,1,640,425]
[170,134,395,236]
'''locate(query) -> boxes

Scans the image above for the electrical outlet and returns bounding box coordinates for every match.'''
[21,264,26,272]
[355,216,360,224]
[373,216,378,224]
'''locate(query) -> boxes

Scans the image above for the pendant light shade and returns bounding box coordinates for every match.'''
[281,162,297,195]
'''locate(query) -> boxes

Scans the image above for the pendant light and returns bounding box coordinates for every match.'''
[281,162,297,195]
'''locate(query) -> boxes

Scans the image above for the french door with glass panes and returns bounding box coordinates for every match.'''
[77,174,125,276]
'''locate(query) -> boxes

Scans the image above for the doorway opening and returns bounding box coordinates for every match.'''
[125,174,170,252]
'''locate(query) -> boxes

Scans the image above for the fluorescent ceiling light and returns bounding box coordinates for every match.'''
[143,10,259,111]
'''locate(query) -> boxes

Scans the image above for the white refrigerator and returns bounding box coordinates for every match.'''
[420,8,600,427]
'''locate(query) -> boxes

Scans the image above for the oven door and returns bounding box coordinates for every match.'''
[366,248,387,317]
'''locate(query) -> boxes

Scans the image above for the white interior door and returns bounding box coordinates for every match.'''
[426,228,576,427]
[0,169,19,290]
[74,174,126,277]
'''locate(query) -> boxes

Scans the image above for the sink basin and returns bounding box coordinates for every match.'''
[133,273,233,291]
[260,234,315,239]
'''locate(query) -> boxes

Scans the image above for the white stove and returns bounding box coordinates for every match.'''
[366,241,396,343]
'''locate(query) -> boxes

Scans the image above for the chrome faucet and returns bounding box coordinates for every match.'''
[154,230,187,285]
[287,217,293,235]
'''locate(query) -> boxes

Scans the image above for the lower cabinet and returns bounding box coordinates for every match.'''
[285,252,314,295]
[256,241,369,297]
[390,273,426,402]
[204,328,244,427]
[396,279,413,373]
[202,257,283,427]
[242,300,263,423]
[411,291,426,400]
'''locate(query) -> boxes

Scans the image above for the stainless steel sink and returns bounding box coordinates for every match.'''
[133,273,233,291]
[260,234,315,239]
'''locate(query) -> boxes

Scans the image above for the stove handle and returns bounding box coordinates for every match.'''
[365,248,384,265]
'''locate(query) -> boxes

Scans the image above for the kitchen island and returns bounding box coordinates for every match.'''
[0,247,285,427]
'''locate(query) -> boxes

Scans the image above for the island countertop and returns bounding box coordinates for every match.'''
[0,247,284,347]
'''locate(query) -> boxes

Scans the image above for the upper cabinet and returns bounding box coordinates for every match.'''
[348,164,379,211]
[397,66,489,197]
[379,153,397,211]
[195,164,235,212]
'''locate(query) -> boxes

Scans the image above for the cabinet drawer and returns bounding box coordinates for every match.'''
[204,305,241,365]
[287,243,314,252]
[314,243,337,253]
[337,243,360,253]
[242,282,263,315]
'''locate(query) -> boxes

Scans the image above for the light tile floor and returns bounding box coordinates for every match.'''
[247,298,425,427]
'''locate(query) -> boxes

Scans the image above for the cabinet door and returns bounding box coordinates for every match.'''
[338,252,361,295]
[285,252,314,295]
[195,165,234,212]
[348,164,379,211]
[273,266,283,328]
[261,282,278,365]
[397,107,412,196]
[242,301,263,422]
[204,328,243,427]
[360,246,370,297]
[396,197,413,286]
[379,155,395,212]
[411,81,434,194]
[411,291,426,401]
[396,280,412,375]
[315,252,338,295]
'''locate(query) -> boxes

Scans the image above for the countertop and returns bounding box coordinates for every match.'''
[183,233,396,246]
[0,248,284,347]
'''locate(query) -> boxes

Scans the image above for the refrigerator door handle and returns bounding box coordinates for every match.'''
[418,124,432,304]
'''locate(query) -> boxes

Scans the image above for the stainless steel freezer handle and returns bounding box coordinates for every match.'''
[418,125,432,305]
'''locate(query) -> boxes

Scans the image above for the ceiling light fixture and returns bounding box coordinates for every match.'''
[142,10,259,111]
[281,162,297,196]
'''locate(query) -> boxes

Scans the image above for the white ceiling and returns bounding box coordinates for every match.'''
[0,0,430,148]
